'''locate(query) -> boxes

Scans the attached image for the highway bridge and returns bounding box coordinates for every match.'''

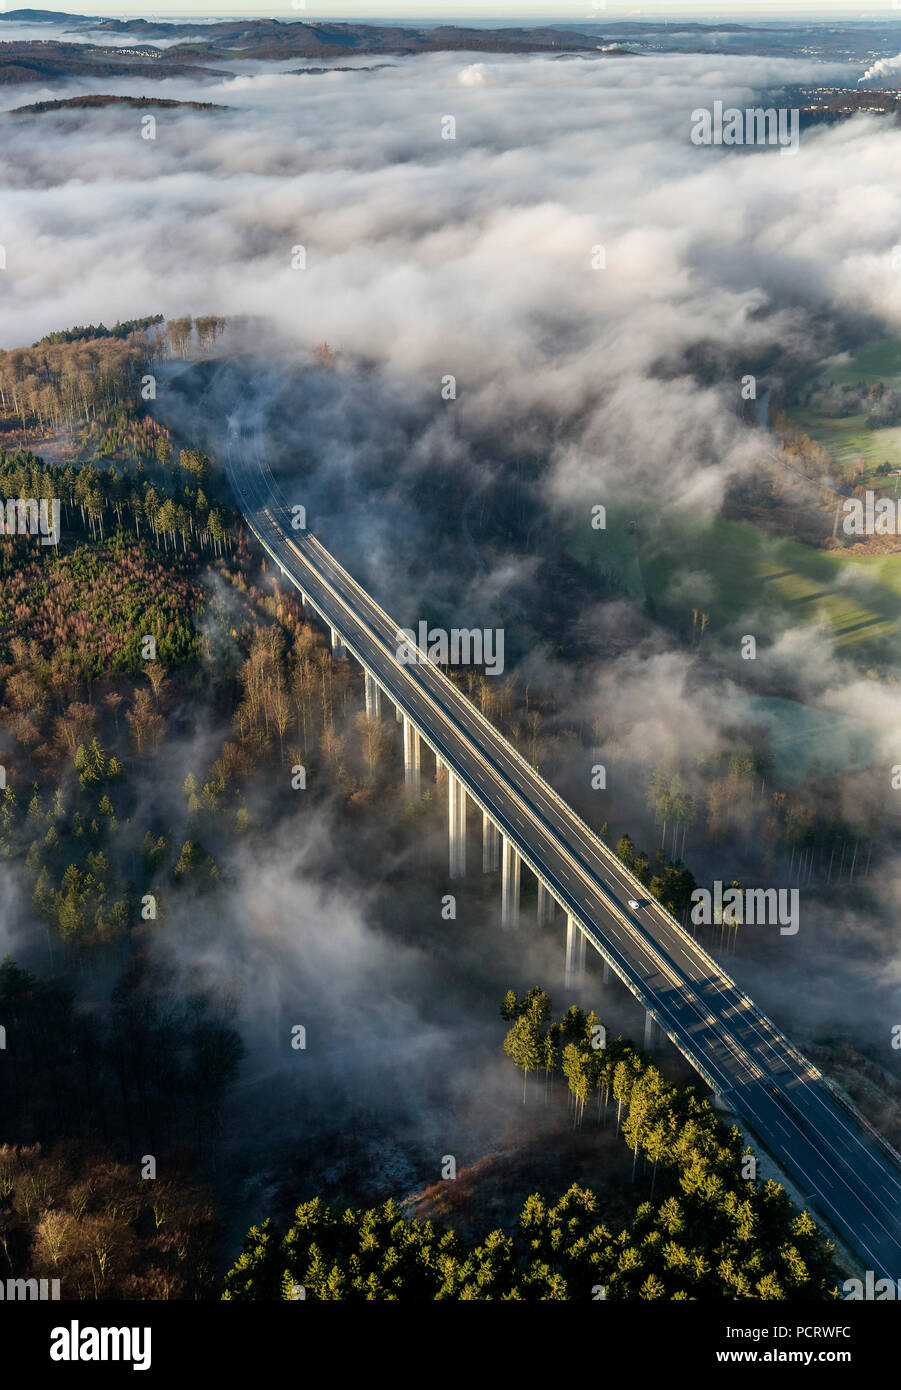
[225,418,901,1287]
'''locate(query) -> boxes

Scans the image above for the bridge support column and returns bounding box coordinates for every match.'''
[501,838,520,930]
[300,590,308,608]
[365,672,381,720]
[565,916,585,990]
[395,703,403,723]
[537,882,554,926]
[330,627,346,659]
[403,716,421,798]
[482,813,500,873]
[602,960,612,984]
[643,1011,658,1052]
[448,773,466,878]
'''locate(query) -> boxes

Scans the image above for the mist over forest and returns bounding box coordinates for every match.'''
[2,10,901,1311]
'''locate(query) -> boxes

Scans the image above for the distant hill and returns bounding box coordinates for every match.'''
[554,20,759,32]
[0,13,639,84]
[0,41,229,85]
[0,8,70,19]
[8,94,226,115]
[286,64,396,77]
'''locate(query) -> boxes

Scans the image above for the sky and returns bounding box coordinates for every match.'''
[13,1,901,22]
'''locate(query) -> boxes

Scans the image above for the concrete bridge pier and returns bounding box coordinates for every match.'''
[602,960,612,984]
[403,716,421,797]
[365,672,381,720]
[330,627,346,659]
[564,916,586,990]
[482,813,500,873]
[448,773,467,878]
[537,882,554,926]
[395,703,403,723]
[643,1011,658,1052]
[501,838,521,929]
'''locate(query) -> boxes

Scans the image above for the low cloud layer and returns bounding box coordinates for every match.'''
[4,33,901,1156]
[0,48,893,518]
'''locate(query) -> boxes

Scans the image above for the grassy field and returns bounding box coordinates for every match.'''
[786,337,901,481]
[821,339,901,388]
[566,509,901,651]
[730,693,873,785]
[789,408,901,480]
[565,341,901,654]
[644,513,901,649]
[566,505,646,599]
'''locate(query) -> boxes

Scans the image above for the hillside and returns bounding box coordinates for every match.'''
[8,94,226,115]
[0,41,227,84]
[0,15,626,78]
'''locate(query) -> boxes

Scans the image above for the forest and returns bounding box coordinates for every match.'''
[0,316,885,1301]
[0,321,374,1296]
[220,988,840,1301]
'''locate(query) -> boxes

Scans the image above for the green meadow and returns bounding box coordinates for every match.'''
[821,338,901,387]
[789,409,901,481]
[566,341,901,655]
[788,338,901,481]
[568,509,901,652]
